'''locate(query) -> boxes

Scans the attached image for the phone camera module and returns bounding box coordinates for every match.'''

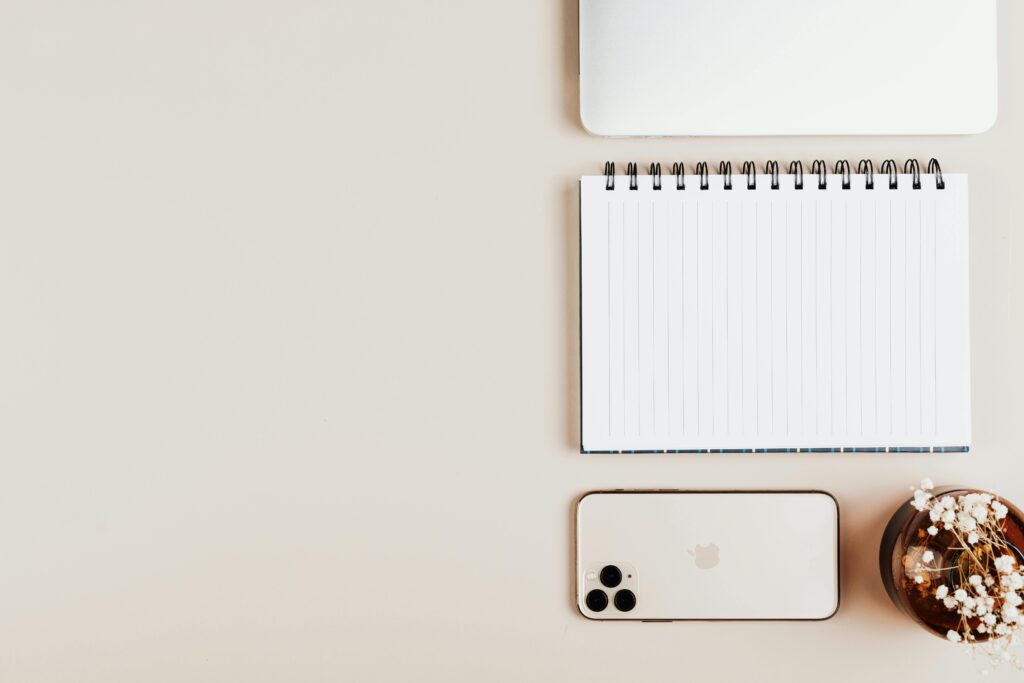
[599,565,622,588]
[585,589,609,612]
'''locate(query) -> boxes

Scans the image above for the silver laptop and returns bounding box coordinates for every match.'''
[579,0,997,136]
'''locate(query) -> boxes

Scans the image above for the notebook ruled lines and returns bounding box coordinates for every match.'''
[580,172,970,453]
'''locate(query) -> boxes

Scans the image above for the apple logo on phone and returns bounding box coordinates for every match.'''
[688,543,720,569]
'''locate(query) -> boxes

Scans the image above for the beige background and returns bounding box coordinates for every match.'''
[0,1,1021,680]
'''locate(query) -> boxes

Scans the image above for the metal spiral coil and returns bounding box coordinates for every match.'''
[928,158,945,190]
[672,162,685,190]
[789,161,804,190]
[742,161,757,190]
[766,160,780,189]
[835,160,851,190]
[599,159,944,193]
[904,159,921,190]
[857,159,874,189]
[696,162,710,190]
[880,159,898,189]
[719,161,732,190]
[811,160,827,189]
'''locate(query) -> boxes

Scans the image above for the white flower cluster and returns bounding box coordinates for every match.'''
[905,479,1024,672]
[912,483,1009,544]
[933,565,1018,636]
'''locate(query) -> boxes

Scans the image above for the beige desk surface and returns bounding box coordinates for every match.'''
[1,1,1022,681]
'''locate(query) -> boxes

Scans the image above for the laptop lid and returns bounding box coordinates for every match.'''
[579,0,997,136]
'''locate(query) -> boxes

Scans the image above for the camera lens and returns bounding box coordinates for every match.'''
[599,565,622,588]
[614,589,636,612]
[585,589,609,612]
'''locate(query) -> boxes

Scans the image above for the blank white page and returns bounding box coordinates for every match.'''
[580,170,970,453]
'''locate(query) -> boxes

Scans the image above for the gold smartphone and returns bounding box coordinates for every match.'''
[575,490,839,621]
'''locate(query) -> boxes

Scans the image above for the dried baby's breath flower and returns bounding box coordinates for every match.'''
[958,513,978,533]
[903,480,1024,672]
[913,489,933,511]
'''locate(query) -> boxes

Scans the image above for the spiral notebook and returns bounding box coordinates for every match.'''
[579,160,971,454]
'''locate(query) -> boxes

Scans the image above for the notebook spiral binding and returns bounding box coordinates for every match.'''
[603,159,945,192]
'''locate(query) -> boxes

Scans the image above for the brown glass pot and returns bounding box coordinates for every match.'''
[879,487,1024,639]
